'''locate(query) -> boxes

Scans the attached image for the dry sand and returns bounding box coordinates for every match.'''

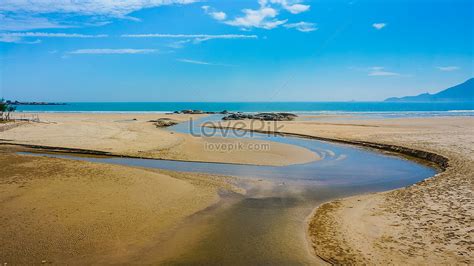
[0,145,243,264]
[217,116,474,264]
[0,113,318,166]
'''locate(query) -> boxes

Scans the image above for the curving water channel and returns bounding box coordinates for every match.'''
[20,115,437,264]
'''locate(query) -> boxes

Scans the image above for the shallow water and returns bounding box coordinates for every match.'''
[19,116,437,264]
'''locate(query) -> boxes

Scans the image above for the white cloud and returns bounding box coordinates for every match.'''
[0,35,42,44]
[225,7,287,30]
[0,32,107,38]
[284,3,310,14]
[205,0,310,30]
[211,11,227,20]
[202,6,227,21]
[167,39,192,49]
[284,22,317,32]
[368,67,399,76]
[177,58,234,66]
[0,0,197,17]
[70,49,156,54]
[260,0,310,14]
[177,58,213,65]
[0,0,198,30]
[0,32,107,43]
[437,66,460,72]
[372,23,386,30]
[122,33,258,44]
[0,14,72,31]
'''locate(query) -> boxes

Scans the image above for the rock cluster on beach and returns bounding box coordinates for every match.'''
[173,109,229,115]
[222,112,297,121]
[148,118,179,127]
[172,109,297,121]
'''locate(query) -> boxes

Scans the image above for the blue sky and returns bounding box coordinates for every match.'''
[0,0,472,102]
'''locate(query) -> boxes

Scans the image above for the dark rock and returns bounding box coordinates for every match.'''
[222,112,297,121]
[176,109,205,114]
[174,110,233,114]
[148,118,179,127]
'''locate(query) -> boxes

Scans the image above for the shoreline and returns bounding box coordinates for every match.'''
[0,113,318,166]
[0,142,308,167]
[2,118,449,168]
[208,125,449,170]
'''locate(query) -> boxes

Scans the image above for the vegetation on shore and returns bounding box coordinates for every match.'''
[0,99,16,121]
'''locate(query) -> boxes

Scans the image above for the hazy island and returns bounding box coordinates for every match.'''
[6,100,66,106]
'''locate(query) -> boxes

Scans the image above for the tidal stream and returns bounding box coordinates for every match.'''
[20,116,436,264]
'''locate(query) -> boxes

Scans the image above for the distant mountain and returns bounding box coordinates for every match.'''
[385,78,474,102]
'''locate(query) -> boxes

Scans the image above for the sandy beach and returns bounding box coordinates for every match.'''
[0,144,244,264]
[1,113,472,264]
[0,112,319,264]
[1,113,318,166]
[217,116,474,264]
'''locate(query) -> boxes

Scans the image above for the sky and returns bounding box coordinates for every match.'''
[0,0,473,102]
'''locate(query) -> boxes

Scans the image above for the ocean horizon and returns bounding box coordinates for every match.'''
[14,101,474,117]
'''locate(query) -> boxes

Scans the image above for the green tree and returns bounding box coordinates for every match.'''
[6,105,16,120]
[0,99,7,121]
[0,99,17,121]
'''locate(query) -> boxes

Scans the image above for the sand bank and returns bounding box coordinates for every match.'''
[0,113,318,166]
[0,145,243,264]
[217,116,473,264]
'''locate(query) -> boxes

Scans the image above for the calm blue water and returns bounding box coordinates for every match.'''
[15,101,474,117]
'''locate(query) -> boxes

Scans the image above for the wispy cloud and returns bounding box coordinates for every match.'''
[0,14,73,31]
[167,39,192,49]
[0,35,40,44]
[0,32,108,44]
[122,34,257,39]
[0,32,107,38]
[0,0,197,15]
[372,23,386,30]
[0,0,198,30]
[177,58,234,66]
[284,22,317,32]
[178,59,213,65]
[368,67,399,76]
[122,33,258,45]
[437,66,460,72]
[205,0,311,30]
[202,6,227,21]
[70,49,156,55]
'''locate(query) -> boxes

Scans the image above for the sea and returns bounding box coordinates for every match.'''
[14,102,474,118]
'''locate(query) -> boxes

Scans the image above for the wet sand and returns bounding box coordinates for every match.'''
[0,113,318,166]
[217,116,474,264]
[0,145,243,264]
